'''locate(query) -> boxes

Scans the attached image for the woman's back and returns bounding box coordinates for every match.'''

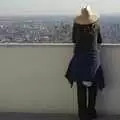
[72,20,102,53]
[65,17,105,90]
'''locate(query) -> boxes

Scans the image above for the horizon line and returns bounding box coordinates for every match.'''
[0,13,119,17]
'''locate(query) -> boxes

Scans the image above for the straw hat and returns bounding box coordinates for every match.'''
[75,5,99,25]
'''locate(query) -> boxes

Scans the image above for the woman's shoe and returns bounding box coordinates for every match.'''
[87,108,97,119]
[78,111,89,120]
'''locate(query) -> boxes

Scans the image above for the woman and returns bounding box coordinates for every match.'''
[65,5,105,120]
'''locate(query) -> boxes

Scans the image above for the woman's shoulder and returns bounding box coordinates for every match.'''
[73,20,100,33]
[74,15,99,25]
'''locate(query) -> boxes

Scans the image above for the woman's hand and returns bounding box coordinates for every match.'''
[97,44,101,50]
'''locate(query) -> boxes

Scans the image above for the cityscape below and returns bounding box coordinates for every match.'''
[0,15,120,43]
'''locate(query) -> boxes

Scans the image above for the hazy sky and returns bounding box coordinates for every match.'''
[0,0,120,16]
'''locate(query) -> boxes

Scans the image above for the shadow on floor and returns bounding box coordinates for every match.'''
[0,112,119,120]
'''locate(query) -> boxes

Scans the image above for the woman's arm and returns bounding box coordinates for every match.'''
[72,22,76,43]
[97,25,102,50]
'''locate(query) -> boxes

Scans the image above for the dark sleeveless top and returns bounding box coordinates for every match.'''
[65,20,105,90]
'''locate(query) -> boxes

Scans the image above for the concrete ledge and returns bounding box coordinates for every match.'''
[0,43,119,114]
[0,43,119,47]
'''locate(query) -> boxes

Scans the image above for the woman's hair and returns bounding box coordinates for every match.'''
[81,5,93,16]
[81,7,89,16]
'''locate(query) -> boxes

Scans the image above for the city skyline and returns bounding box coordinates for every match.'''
[0,15,119,43]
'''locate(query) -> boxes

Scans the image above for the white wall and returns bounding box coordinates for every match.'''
[97,45,120,115]
[0,44,119,115]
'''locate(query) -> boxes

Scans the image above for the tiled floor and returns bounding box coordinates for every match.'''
[0,112,119,120]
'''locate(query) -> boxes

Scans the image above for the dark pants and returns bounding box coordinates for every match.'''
[77,81,98,120]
